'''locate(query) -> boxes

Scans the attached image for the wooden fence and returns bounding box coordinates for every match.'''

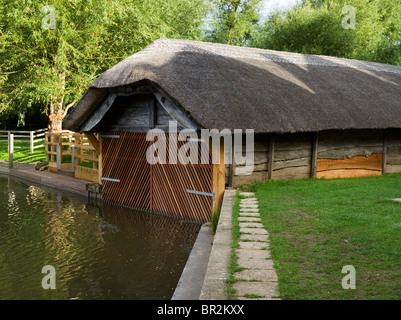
[45,131,100,183]
[0,129,47,169]
[0,129,46,153]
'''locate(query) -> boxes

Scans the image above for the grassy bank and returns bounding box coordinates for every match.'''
[0,140,46,163]
[226,191,241,299]
[251,174,401,300]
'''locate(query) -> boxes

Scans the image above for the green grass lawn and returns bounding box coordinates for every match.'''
[250,174,401,300]
[0,140,46,163]
[0,141,94,168]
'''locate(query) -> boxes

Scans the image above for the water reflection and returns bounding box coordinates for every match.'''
[0,176,201,300]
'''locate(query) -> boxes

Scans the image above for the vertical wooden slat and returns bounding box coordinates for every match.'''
[267,134,275,180]
[212,140,225,212]
[311,132,319,178]
[382,130,387,175]
[102,131,213,222]
[228,137,234,187]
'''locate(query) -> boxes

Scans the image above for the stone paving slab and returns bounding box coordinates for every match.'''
[238,211,260,217]
[239,192,255,197]
[238,241,269,250]
[240,227,268,235]
[238,217,262,223]
[233,281,280,299]
[239,204,259,208]
[235,269,278,282]
[238,216,262,222]
[239,208,259,212]
[235,248,271,259]
[237,256,275,269]
[240,233,269,242]
[238,222,264,228]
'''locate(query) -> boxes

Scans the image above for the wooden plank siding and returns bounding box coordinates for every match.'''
[101,131,214,222]
[85,89,401,216]
[102,132,151,210]
[317,154,383,179]
[385,129,401,174]
[272,132,312,180]
[227,129,401,186]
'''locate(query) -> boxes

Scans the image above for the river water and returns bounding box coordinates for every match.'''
[0,175,201,300]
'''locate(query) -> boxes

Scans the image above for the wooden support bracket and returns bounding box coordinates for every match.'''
[84,132,100,154]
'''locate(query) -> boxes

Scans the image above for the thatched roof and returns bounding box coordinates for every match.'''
[63,39,401,134]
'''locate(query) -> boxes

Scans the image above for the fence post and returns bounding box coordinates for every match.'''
[71,146,76,173]
[30,131,34,154]
[56,145,61,171]
[8,132,14,169]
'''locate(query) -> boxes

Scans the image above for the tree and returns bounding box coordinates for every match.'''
[0,0,207,131]
[251,0,401,65]
[205,0,263,46]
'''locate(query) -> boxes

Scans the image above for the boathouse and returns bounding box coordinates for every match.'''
[63,39,401,222]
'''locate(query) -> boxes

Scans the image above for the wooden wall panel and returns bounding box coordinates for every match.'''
[232,134,270,186]
[151,136,213,222]
[272,133,312,180]
[317,154,382,179]
[318,130,383,159]
[102,132,213,222]
[102,132,151,210]
[386,129,401,174]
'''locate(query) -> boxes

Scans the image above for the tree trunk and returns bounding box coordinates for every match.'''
[48,97,64,132]
[47,71,75,132]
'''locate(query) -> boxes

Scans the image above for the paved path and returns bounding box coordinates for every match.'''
[0,161,88,197]
[234,192,280,300]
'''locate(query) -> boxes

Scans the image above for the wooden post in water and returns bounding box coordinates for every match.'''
[8,132,14,169]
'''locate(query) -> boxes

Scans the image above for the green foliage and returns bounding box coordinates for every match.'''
[0,143,46,163]
[210,205,221,233]
[205,0,263,45]
[252,0,401,65]
[0,0,208,127]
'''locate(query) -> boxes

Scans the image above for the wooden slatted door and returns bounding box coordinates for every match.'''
[101,132,213,222]
[151,137,213,222]
[101,132,151,210]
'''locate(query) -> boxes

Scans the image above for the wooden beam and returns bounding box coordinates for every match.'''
[79,93,117,132]
[382,131,388,175]
[98,137,102,184]
[267,134,275,180]
[84,132,100,154]
[213,139,226,212]
[149,98,156,128]
[153,91,198,131]
[228,137,234,188]
[311,132,318,178]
